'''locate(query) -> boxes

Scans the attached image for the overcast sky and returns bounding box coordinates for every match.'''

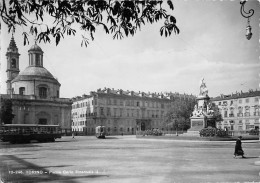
[1,0,259,98]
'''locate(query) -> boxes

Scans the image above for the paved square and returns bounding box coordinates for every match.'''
[0,136,259,183]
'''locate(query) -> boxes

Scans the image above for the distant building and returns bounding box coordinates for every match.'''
[212,90,260,131]
[0,36,72,134]
[71,88,196,135]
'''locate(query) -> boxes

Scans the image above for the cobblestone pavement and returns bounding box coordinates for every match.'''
[0,135,259,183]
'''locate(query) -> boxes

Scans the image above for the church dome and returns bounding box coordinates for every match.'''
[29,44,43,52]
[12,66,60,85]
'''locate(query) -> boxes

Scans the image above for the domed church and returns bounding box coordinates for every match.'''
[1,36,72,134]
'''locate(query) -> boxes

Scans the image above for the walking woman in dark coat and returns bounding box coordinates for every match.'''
[234,136,245,158]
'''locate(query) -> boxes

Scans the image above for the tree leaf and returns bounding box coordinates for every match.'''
[55,33,60,46]
[167,0,174,10]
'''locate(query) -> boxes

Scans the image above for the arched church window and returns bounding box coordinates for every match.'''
[36,54,40,66]
[19,87,25,95]
[11,58,16,68]
[57,90,59,98]
[39,87,47,98]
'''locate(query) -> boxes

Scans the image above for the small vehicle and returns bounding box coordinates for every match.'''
[0,124,62,143]
[95,126,106,138]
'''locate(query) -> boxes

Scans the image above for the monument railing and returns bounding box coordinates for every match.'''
[163,130,187,135]
[227,130,259,137]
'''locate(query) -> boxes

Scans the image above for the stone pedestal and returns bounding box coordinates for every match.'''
[185,117,206,136]
[185,115,215,137]
[190,117,206,131]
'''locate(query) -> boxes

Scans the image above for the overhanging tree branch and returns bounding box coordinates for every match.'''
[1,0,180,47]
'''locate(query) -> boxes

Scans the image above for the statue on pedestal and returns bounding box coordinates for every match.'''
[199,78,208,97]
[189,78,216,134]
[191,78,213,117]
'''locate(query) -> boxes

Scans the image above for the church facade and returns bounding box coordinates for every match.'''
[0,36,72,134]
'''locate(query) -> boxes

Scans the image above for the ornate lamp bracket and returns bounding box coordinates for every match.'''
[240,0,254,40]
[240,0,254,19]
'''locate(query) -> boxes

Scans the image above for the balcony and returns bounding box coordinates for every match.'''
[229,114,234,117]
[237,113,243,117]
[244,112,250,117]
[254,112,260,116]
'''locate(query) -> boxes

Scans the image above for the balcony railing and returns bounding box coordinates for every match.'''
[254,112,260,116]
[244,112,250,117]
[229,114,235,117]
[237,113,243,117]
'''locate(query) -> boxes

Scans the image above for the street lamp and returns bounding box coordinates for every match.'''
[240,0,254,40]
[245,25,252,40]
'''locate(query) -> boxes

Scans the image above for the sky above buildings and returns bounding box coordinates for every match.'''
[1,0,259,98]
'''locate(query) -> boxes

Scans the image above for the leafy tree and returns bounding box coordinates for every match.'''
[1,0,179,47]
[165,98,196,131]
[211,103,223,123]
[0,98,15,124]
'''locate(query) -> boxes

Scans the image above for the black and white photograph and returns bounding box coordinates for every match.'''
[0,0,260,182]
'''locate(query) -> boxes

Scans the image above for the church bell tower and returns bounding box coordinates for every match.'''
[6,35,20,94]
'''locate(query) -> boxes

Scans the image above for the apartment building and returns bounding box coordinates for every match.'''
[71,88,195,135]
[212,90,260,131]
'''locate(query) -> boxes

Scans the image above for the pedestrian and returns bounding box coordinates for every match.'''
[72,132,75,139]
[234,136,245,158]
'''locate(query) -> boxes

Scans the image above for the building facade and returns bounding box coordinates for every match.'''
[212,90,260,131]
[71,88,195,135]
[0,36,72,134]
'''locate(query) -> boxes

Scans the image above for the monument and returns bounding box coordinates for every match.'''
[187,78,215,136]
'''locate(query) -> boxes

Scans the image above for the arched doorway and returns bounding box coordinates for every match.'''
[36,111,50,125]
[141,122,145,131]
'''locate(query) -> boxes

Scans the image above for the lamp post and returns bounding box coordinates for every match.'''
[240,0,254,40]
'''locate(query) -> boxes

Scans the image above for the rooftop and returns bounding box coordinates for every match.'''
[71,87,196,102]
[212,89,260,101]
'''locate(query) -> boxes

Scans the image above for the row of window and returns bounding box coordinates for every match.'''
[72,98,170,109]
[99,107,164,118]
[222,108,259,117]
[72,107,165,119]
[105,98,166,108]
[218,125,257,131]
[72,119,162,127]
[17,87,59,98]
[72,100,94,109]
[222,119,259,124]
[218,97,259,106]
[223,112,260,118]
[29,53,43,66]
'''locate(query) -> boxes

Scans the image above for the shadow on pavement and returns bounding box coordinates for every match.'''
[104,137,119,139]
[243,156,259,159]
[0,143,41,149]
[0,155,109,183]
[41,165,73,168]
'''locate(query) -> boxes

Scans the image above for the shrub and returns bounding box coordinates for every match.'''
[249,129,259,135]
[143,129,163,136]
[199,128,228,137]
